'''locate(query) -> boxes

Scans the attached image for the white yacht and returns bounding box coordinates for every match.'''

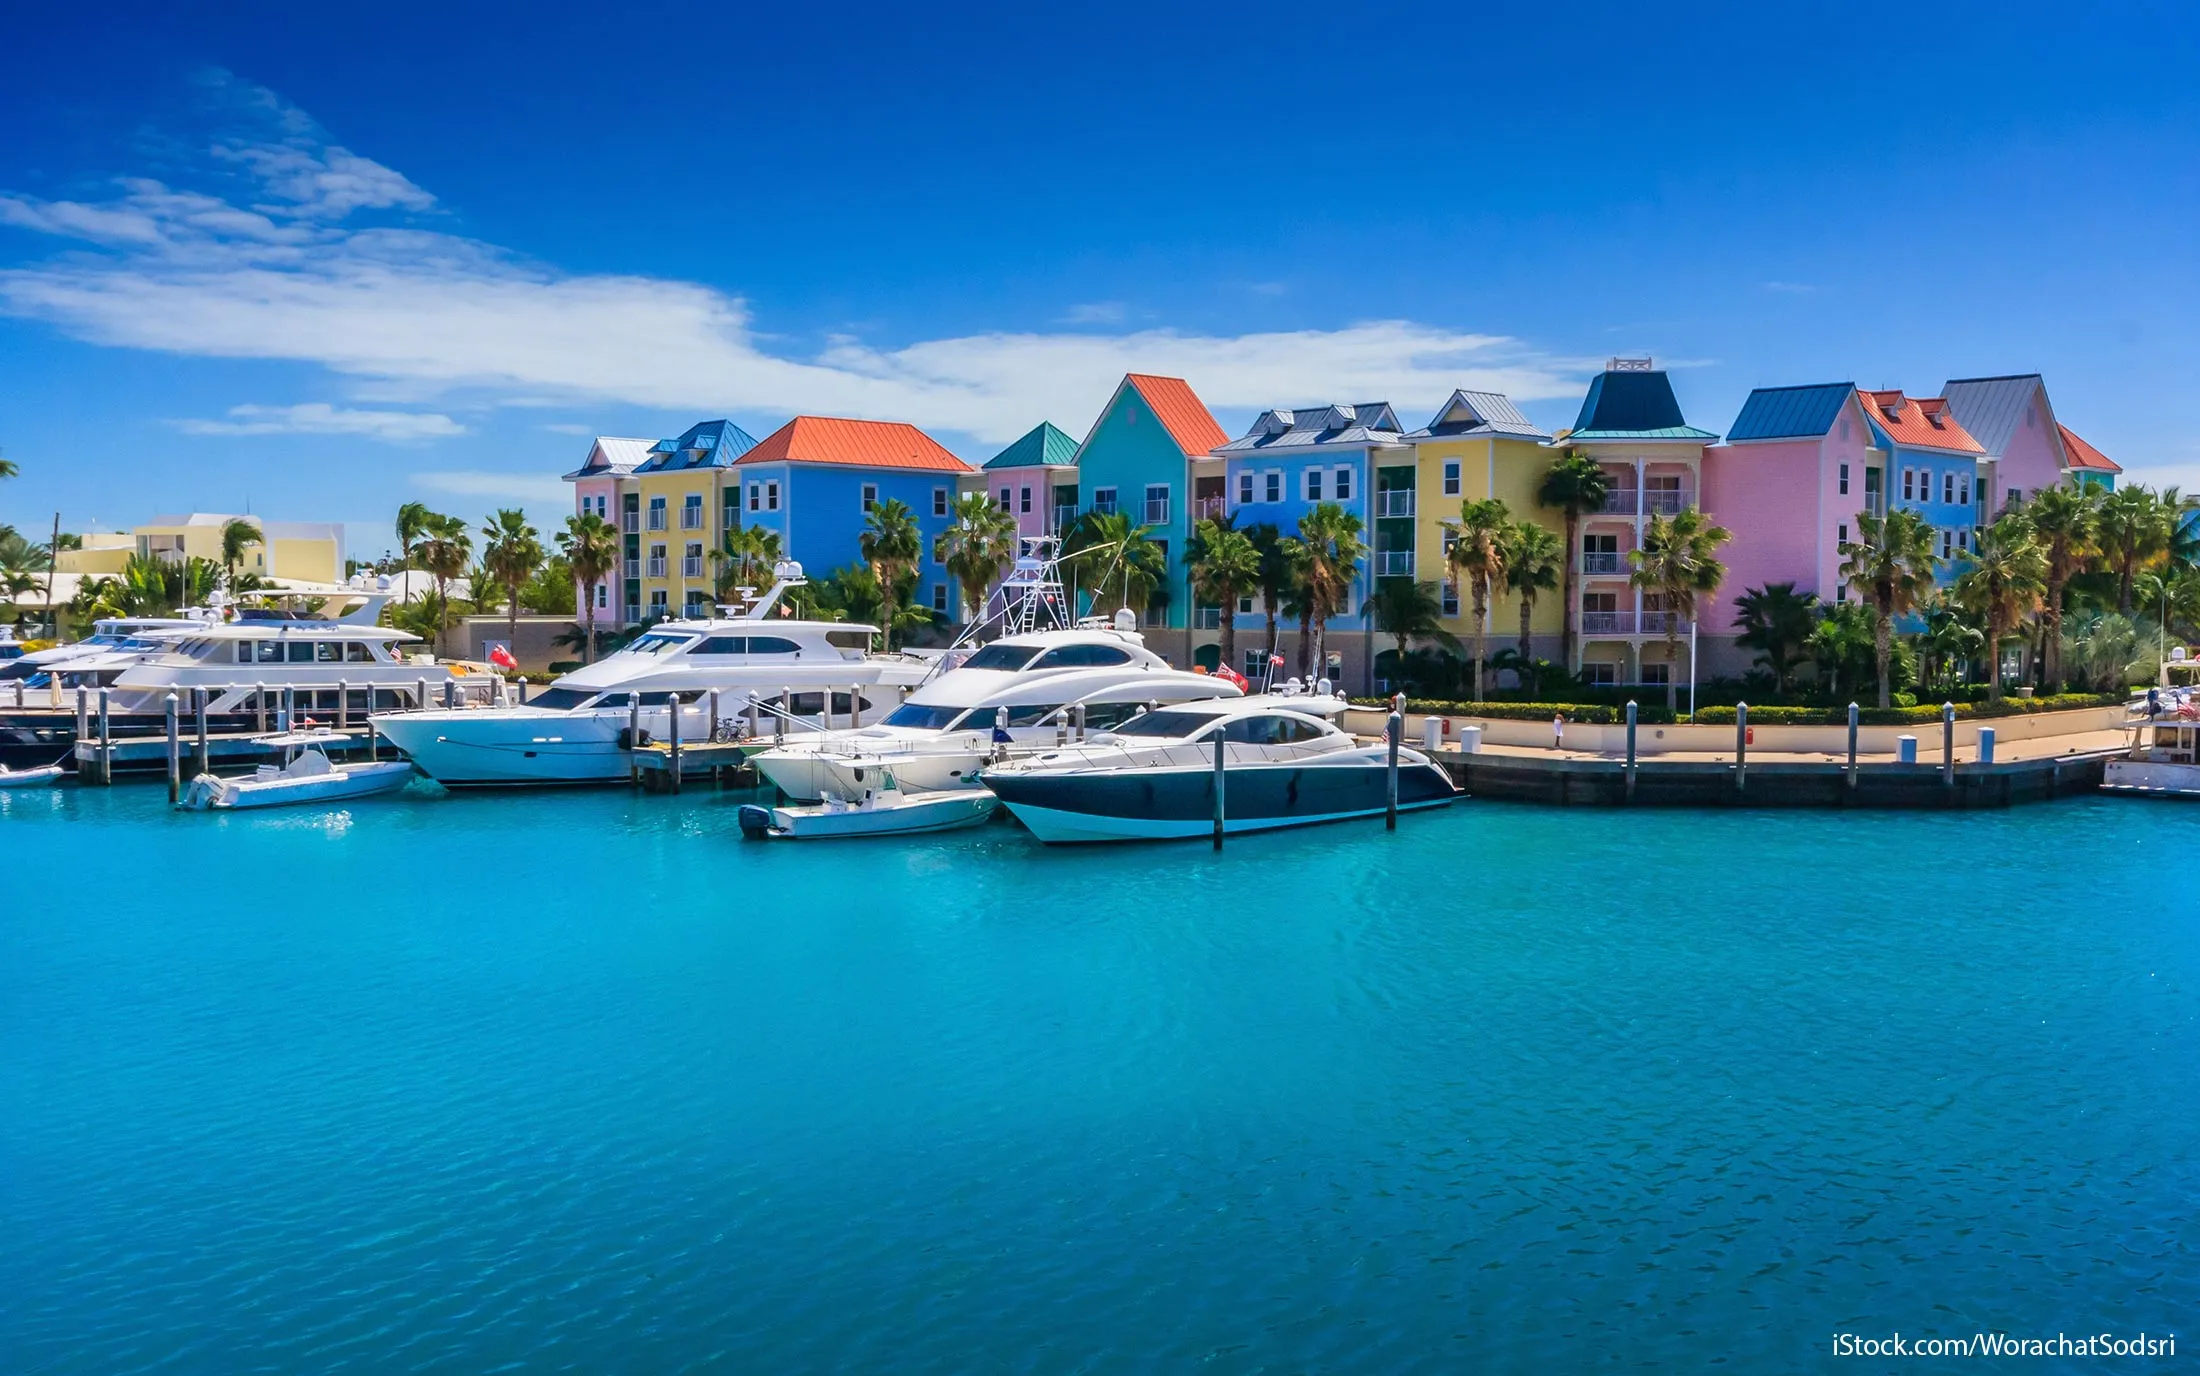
[980,697,1457,843]
[0,609,226,696]
[369,563,930,787]
[103,590,487,718]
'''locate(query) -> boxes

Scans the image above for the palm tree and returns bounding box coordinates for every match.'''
[558,511,620,663]
[2022,483,2101,690]
[395,501,433,572]
[2097,484,2174,615]
[709,524,785,600]
[217,517,261,587]
[857,499,922,645]
[1188,517,1261,674]
[481,509,546,657]
[1243,521,1299,676]
[1536,450,1612,670]
[1950,514,2049,703]
[1731,581,1820,696]
[933,492,1019,622]
[1807,602,1879,700]
[1446,497,1510,702]
[1064,509,1168,620]
[1501,519,1564,672]
[1919,599,1986,695]
[1628,507,1731,714]
[0,449,16,481]
[1838,507,1939,709]
[2138,567,2200,644]
[1359,580,1459,688]
[1294,502,1366,686]
[413,512,472,656]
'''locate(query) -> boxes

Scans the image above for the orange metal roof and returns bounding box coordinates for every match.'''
[1125,374,1229,457]
[735,416,973,473]
[2057,424,2121,473]
[1858,389,1984,454]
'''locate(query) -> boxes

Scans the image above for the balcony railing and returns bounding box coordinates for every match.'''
[1581,551,1623,575]
[1580,610,1693,636]
[1193,495,1226,521]
[647,510,668,531]
[646,558,668,578]
[623,557,641,580]
[1145,497,1171,525]
[681,557,705,578]
[1598,488,1638,514]
[622,513,640,534]
[681,508,703,529]
[1376,489,1416,518]
[1643,487,1692,515]
[1192,605,1221,630]
[623,603,641,624]
[1053,504,1078,531]
[1376,550,1416,577]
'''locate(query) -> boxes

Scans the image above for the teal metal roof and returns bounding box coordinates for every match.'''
[1726,383,1854,441]
[983,421,1079,471]
[1567,425,1720,441]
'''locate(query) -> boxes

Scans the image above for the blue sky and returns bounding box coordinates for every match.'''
[3,0,2197,558]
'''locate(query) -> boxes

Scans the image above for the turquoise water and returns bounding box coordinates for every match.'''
[2,784,2193,1373]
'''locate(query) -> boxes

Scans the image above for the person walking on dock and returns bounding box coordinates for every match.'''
[1552,712,1566,752]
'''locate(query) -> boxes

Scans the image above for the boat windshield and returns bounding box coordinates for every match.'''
[628,633,697,656]
[1111,708,1225,739]
[960,643,1043,671]
[522,687,597,711]
[883,702,970,730]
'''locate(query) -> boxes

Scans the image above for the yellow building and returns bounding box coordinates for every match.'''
[624,422,753,622]
[55,514,345,585]
[1398,390,1565,661]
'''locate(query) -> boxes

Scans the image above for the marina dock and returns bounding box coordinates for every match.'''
[628,740,759,792]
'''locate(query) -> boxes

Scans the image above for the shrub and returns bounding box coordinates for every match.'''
[1692,693,2121,726]
[1350,698,1680,725]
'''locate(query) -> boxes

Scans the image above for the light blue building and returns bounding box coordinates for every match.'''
[1861,389,1986,580]
[1066,374,1229,640]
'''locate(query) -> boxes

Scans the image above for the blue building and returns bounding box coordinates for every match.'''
[733,416,976,618]
[1066,374,1229,641]
[1860,389,1986,578]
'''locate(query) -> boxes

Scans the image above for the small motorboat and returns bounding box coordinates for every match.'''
[2102,710,2200,800]
[181,730,416,810]
[738,769,998,839]
[0,762,64,788]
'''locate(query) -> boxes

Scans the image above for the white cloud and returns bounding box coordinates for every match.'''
[1061,301,1128,325]
[412,470,571,505]
[540,422,596,435]
[173,402,464,442]
[0,76,1593,445]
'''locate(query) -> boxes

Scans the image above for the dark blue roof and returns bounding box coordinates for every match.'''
[634,419,759,473]
[1726,383,1855,442]
[1571,368,1712,439]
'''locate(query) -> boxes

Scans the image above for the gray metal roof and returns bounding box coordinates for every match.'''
[1940,375,2045,459]
[1725,383,1854,442]
[1214,401,1409,454]
[1400,389,1550,441]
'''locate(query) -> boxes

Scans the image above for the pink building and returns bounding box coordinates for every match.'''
[967,421,1081,542]
[561,436,651,631]
[1941,373,2121,499]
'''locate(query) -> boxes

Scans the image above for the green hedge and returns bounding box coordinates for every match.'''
[1693,693,2122,726]
[1349,698,1679,725]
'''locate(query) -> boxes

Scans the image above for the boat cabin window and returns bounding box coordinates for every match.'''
[1029,643,1134,670]
[961,643,1043,671]
[316,641,343,663]
[746,636,801,656]
[691,636,748,656]
[826,630,871,652]
[1112,708,1224,738]
[1004,702,1066,726]
[1218,714,1328,745]
[630,633,697,656]
[248,641,285,663]
[882,702,970,730]
[524,686,597,711]
[287,641,316,663]
[1080,701,1150,730]
[783,691,873,716]
[346,642,376,663]
[629,690,702,706]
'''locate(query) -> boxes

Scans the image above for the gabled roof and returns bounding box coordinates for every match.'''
[1123,374,1229,458]
[1568,362,1718,441]
[2057,424,2121,474]
[632,419,759,473]
[983,421,1080,471]
[735,416,973,473]
[1400,389,1550,442]
[1939,374,2045,458]
[1213,401,1408,454]
[1858,389,1984,455]
[1724,383,1856,442]
[562,435,654,481]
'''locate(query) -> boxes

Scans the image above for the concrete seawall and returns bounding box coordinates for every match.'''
[1435,749,2113,808]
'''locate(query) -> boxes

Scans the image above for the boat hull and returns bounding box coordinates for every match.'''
[2101,759,2200,799]
[370,709,637,786]
[738,790,998,839]
[984,760,1457,843]
[183,761,417,810]
[0,764,64,788]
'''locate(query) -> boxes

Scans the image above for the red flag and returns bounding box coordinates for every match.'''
[489,645,518,671]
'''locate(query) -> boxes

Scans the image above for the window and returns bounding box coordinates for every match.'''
[723,493,738,530]
[766,481,780,512]
[1264,472,1282,503]
[1443,459,1461,496]
[932,583,949,614]
[1942,473,1956,505]
[1441,580,1459,617]
[963,643,1044,671]
[1221,715,1295,745]
[1237,595,1254,615]
[1002,702,1068,727]
[1112,708,1227,739]
[1940,528,1953,559]
[1838,523,1848,545]
[1581,662,1616,687]
[316,641,342,663]
[630,632,693,655]
[883,702,969,730]
[1640,664,1671,687]
[1959,476,1972,506]
[347,642,374,663]
[596,585,608,609]
[932,487,949,517]
[683,542,704,577]
[1020,486,1032,515]
[1238,472,1254,504]
[1092,487,1118,516]
[1304,469,1323,501]
[1243,648,1270,680]
[861,483,878,512]
[1029,643,1135,670]
[1333,466,1353,501]
[1958,528,1971,553]
[682,494,703,529]
[747,636,800,655]
[748,483,761,512]
[648,496,668,530]
[1902,469,1915,501]
[2007,487,2022,508]
[1144,484,1170,524]
[647,544,667,577]
[998,486,1012,512]
[1839,463,1850,495]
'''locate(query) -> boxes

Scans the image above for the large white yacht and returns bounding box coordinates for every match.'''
[750,541,1243,801]
[369,563,931,787]
[103,590,487,717]
[0,609,227,694]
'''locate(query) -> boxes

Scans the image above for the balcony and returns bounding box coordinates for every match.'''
[646,558,668,578]
[681,557,705,578]
[1145,497,1171,525]
[623,557,641,580]
[646,510,668,532]
[622,513,641,534]
[1581,551,1623,575]
[1376,489,1416,518]
[1053,504,1078,531]
[1192,605,1221,631]
[1193,495,1227,521]
[1597,488,1638,514]
[1642,487,1693,515]
[681,508,704,530]
[1376,550,1416,577]
[623,604,641,624]
[1580,610,1692,637]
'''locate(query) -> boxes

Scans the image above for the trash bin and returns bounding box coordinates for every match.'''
[1458,724,1483,754]
[1977,726,1996,764]
[1896,734,1918,764]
